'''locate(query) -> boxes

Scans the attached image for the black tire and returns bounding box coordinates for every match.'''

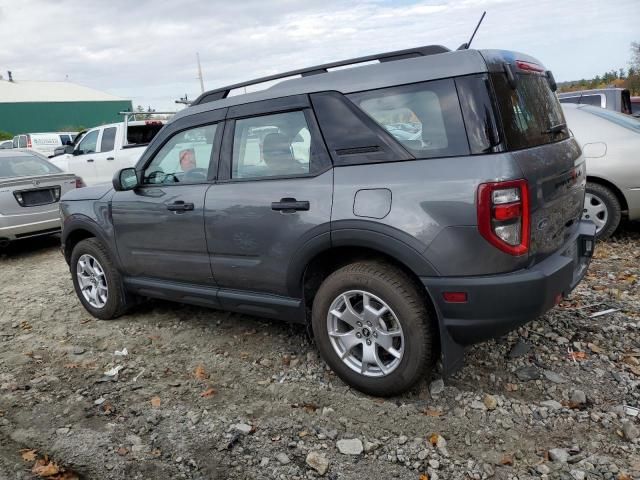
[584,182,621,240]
[311,261,435,397]
[70,238,136,320]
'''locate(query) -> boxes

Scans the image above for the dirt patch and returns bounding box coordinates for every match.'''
[1,226,639,479]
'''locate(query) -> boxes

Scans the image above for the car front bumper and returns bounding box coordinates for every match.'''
[422,220,596,347]
[0,208,61,241]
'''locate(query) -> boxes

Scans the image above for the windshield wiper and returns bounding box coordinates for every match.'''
[543,123,567,134]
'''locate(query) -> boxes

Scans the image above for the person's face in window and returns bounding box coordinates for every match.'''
[179,149,196,171]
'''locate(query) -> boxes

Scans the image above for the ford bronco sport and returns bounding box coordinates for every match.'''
[60,45,595,396]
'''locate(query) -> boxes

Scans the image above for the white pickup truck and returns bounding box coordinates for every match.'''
[50,118,166,186]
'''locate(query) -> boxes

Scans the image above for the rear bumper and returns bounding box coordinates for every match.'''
[422,220,596,346]
[0,209,61,241]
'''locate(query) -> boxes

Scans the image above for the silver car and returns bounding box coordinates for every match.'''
[562,103,640,238]
[0,150,77,247]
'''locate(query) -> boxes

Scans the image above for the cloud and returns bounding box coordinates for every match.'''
[0,0,637,109]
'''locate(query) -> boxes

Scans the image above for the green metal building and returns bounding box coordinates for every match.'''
[0,78,132,135]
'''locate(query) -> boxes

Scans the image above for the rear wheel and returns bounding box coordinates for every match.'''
[311,261,435,396]
[70,238,136,319]
[583,182,621,240]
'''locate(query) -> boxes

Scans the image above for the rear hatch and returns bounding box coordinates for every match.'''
[487,55,586,263]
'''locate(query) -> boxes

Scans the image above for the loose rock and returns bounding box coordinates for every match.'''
[337,438,363,455]
[306,451,329,475]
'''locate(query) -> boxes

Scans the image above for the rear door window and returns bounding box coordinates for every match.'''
[100,127,117,152]
[491,73,569,150]
[348,79,469,158]
[579,95,602,107]
[231,111,312,179]
[559,96,580,104]
[18,136,27,148]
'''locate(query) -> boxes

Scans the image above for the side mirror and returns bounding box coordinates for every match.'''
[113,168,139,191]
[65,145,75,154]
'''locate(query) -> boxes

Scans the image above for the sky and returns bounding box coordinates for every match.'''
[0,0,638,110]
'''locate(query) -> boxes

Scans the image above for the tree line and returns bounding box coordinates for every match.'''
[558,42,640,95]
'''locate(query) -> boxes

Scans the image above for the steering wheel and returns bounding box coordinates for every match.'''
[183,168,208,181]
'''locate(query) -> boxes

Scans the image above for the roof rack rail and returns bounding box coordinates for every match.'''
[191,44,451,106]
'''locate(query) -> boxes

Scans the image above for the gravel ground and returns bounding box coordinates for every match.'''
[0,223,639,480]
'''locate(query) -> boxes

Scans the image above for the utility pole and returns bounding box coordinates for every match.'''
[196,52,204,94]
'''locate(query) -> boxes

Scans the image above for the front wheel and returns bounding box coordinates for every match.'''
[583,182,621,240]
[311,261,435,397]
[70,238,136,319]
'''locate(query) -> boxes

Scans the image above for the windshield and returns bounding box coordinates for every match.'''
[0,154,62,178]
[492,73,569,150]
[579,105,640,133]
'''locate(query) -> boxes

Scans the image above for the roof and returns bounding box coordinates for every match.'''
[175,48,489,123]
[0,80,126,103]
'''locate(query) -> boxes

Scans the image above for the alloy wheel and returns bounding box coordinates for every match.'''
[326,290,404,377]
[76,254,108,308]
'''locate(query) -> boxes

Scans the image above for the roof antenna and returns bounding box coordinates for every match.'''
[457,11,486,50]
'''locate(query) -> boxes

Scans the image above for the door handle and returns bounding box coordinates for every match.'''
[167,201,195,212]
[87,159,94,163]
[271,198,310,212]
[106,157,115,161]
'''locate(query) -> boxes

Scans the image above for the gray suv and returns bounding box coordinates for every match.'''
[60,45,596,396]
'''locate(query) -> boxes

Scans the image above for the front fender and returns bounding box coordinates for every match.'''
[61,214,119,268]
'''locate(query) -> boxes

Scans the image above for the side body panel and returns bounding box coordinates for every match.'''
[331,155,527,276]
[205,170,333,298]
[111,184,214,284]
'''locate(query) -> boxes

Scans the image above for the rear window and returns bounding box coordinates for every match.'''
[348,79,469,158]
[0,154,62,178]
[127,124,164,145]
[492,73,569,150]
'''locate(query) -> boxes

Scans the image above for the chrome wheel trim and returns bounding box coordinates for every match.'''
[76,254,108,309]
[326,290,404,378]
[583,192,608,233]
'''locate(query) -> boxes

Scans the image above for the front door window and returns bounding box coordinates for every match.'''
[143,124,217,185]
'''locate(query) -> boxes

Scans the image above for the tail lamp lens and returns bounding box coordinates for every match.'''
[477,180,529,256]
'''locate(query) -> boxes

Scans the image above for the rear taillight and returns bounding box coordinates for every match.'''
[477,179,529,256]
[75,176,86,188]
[27,135,32,148]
